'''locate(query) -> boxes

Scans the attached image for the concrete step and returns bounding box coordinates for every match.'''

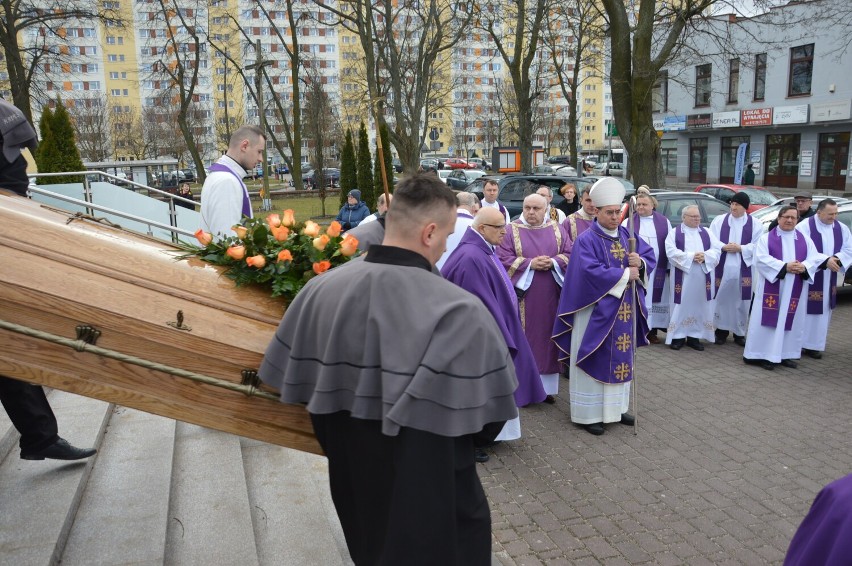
[240,437,353,565]
[60,406,176,566]
[163,421,259,565]
[0,390,111,566]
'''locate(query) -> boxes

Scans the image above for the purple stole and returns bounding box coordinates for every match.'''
[806,216,842,313]
[208,162,253,219]
[714,214,754,300]
[631,212,669,303]
[673,225,711,304]
[762,229,807,330]
[498,202,508,219]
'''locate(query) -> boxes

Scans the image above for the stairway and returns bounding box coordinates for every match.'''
[0,389,352,566]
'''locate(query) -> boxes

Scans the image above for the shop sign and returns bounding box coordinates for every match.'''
[687,113,712,129]
[812,99,852,122]
[663,115,687,131]
[712,111,741,128]
[741,108,773,126]
[773,104,809,125]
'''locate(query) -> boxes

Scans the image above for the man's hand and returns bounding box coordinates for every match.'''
[628,266,640,281]
[694,251,705,264]
[787,260,805,274]
[532,256,552,271]
[722,242,742,253]
[827,256,841,272]
[627,252,641,268]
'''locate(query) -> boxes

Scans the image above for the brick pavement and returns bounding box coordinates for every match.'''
[483,290,852,565]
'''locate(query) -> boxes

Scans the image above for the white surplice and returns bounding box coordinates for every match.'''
[743,227,825,363]
[622,214,673,330]
[797,218,852,352]
[709,213,766,336]
[664,225,722,342]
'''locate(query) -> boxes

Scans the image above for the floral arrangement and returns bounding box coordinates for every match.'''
[178,210,359,301]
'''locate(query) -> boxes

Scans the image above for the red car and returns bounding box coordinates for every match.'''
[693,184,777,214]
[444,158,476,170]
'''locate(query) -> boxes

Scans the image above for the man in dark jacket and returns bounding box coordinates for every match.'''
[335,189,371,230]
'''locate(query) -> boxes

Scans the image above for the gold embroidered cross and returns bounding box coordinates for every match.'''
[789,298,798,311]
[809,291,823,301]
[743,277,751,286]
[614,363,630,381]
[615,333,632,352]
[765,295,777,308]
[675,283,683,294]
[610,242,626,261]
[617,301,632,322]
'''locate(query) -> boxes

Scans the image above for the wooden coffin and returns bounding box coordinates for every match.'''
[0,190,321,455]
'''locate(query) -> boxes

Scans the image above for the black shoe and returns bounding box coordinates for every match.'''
[760,361,775,371]
[474,449,490,463]
[670,340,684,351]
[647,333,661,344]
[619,413,635,426]
[686,339,705,351]
[714,337,726,345]
[543,395,556,404]
[803,349,823,359]
[583,423,605,436]
[733,335,746,346]
[780,359,798,369]
[21,438,97,461]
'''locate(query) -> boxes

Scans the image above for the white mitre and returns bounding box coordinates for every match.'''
[590,177,625,207]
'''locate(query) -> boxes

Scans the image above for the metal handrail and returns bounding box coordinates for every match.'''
[28,171,197,243]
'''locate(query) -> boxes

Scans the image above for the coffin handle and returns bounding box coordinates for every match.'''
[75,325,102,348]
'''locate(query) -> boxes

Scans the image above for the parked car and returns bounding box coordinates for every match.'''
[180,169,196,183]
[461,173,598,219]
[444,158,476,170]
[303,168,341,188]
[532,163,578,176]
[694,184,777,214]
[420,158,439,172]
[750,195,852,228]
[392,158,403,173]
[583,175,636,200]
[445,169,486,190]
[547,155,572,165]
[276,163,290,175]
[639,191,730,229]
[467,157,491,170]
[436,169,453,183]
[593,161,625,177]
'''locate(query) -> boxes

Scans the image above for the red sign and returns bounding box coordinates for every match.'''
[741,108,773,127]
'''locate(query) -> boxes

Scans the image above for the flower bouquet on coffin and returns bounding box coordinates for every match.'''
[177,210,359,302]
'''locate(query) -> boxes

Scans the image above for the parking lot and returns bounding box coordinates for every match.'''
[482,290,852,565]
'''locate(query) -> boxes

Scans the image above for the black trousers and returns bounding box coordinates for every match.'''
[0,375,59,453]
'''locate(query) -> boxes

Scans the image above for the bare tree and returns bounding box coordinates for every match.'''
[302,65,339,216]
[0,0,122,122]
[319,0,474,173]
[65,92,110,161]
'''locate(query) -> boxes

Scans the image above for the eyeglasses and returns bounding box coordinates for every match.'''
[483,223,507,230]
[778,215,798,220]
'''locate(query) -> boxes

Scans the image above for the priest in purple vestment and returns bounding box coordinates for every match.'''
[552,178,656,436]
[442,207,547,443]
[785,473,852,566]
[497,193,572,402]
[562,186,597,244]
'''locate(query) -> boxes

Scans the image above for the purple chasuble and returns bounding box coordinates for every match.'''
[714,214,754,300]
[552,222,657,385]
[673,225,712,304]
[563,211,594,243]
[762,228,807,330]
[442,229,546,406]
[630,212,669,302]
[785,473,852,566]
[806,216,842,313]
[497,220,572,375]
[208,162,253,219]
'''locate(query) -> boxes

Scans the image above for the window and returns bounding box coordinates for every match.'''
[695,64,711,107]
[727,59,739,103]
[788,43,814,97]
[689,138,708,183]
[661,139,677,177]
[652,70,668,113]
[719,136,749,183]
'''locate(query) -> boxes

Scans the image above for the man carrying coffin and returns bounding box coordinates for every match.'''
[552,178,656,436]
[664,205,723,351]
[710,192,765,346]
[743,205,825,371]
[797,199,852,359]
[442,207,546,449]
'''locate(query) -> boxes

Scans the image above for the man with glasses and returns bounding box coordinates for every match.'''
[664,205,723,351]
[498,193,572,403]
[743,205,824,371]
[796,198,852,360]
[442,207,546,459]
[768,191,816,231]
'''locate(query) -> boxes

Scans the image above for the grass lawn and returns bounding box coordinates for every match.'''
[248,191,344,224]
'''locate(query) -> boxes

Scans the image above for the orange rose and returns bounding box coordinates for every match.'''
[312,234,331,251]
[266,213,281,228]
[194,229,213,246]
[312,260,332,275]
[281,209,296,227]
[302,220,321,237]
[277,249,293,262]
[340,234,359,257]
[232,225,248,239]
[246,254,267,268]
[326,221,342,238]
[271,225,290,241]
[225,245,246,260]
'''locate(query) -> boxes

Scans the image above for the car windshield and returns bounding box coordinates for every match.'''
[741,188,776,205]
